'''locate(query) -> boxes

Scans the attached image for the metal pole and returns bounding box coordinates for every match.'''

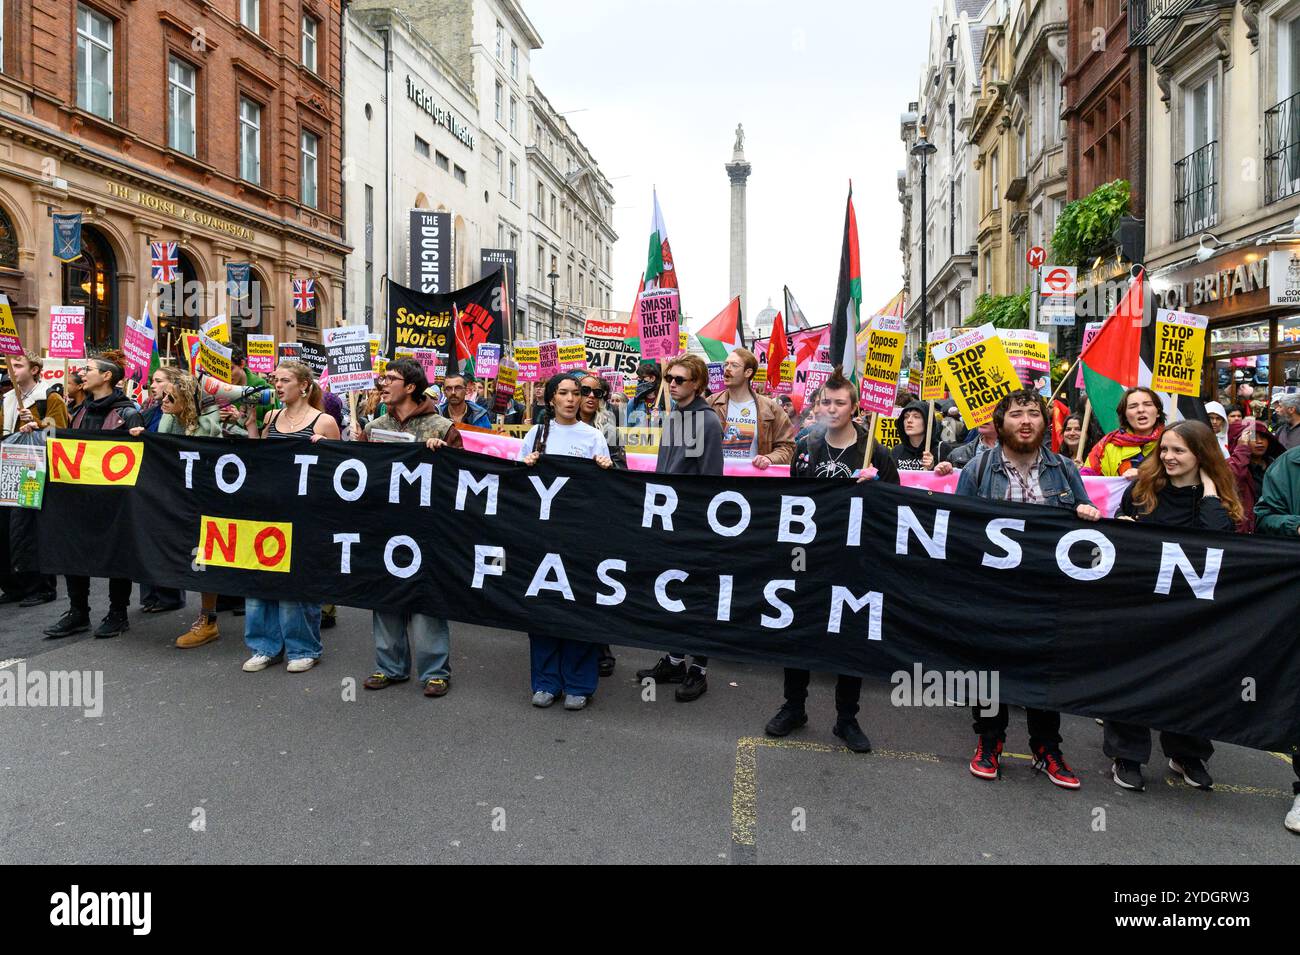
[919,151,929,347]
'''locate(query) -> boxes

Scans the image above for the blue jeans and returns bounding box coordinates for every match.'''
[244,599,322,660]
[529,634,598,697]
[373,611,450,682]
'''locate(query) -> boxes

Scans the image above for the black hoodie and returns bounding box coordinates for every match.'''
[891,400,942,471]
[71,389,144,432]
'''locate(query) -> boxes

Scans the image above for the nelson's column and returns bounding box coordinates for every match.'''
[726,123,751,326]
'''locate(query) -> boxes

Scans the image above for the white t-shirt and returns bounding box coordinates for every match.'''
[721,396,759,459]
[519,420,610,460]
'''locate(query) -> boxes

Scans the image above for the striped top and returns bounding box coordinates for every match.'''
[267,410,323,440]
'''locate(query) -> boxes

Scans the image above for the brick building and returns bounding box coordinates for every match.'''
[0,0,347,356]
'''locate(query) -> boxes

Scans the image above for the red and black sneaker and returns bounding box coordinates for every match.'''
[1032,743,1081,789]
[969,736,1002,780]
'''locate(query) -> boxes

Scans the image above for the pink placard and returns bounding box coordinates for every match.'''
[538,339,560,379]
[637,288,681,360]
[1076,322,1103,389]
[48,306,85,358]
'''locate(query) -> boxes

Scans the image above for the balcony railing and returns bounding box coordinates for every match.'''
[1129,0,1196,46]
[1265,92,1300,204]
[1173,140,1218,240]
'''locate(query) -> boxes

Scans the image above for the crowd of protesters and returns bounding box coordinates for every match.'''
[3,345,1300,834]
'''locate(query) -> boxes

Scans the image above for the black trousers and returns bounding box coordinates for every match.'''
[1102,721,1212,765]
[972,705,1061,749]
[783,669,862,719]
[66,575,132,614]
[141,584,183,607]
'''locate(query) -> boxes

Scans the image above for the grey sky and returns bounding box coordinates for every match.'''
[527,0,936,332]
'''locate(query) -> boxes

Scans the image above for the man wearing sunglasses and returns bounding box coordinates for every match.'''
[706,347,795,469]
[640,354,722,701]
[355,358,461,698]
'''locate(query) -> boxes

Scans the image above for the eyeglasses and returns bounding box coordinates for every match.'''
[664,374,690,386]
[161,393,176,403]
[579,385,608,398]
[382,373,406,383]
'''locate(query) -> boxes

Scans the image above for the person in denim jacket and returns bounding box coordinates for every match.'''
[956,388,1101,791]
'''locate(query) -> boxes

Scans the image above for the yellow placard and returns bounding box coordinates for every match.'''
[873,409,901,449]
[198,333,233,383]
[921,329,949,402]
[557,340,586,369]
[859,315,907,414]
[623,380,637,399]
[197,515,293,573]
[372,357,388,376]
[496,361,518,391]
[369,335,381,365]
[0,293,22,352]
[933,324,1020,428]
[48,437,144,486]
[201,314,229,343]
[1151,309,1208,397]
[678,330,688,352]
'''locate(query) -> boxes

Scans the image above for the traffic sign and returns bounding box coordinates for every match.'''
[1027,246,1046,269]
[1041,266,1075,294]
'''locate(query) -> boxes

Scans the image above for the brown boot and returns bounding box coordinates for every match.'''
[176,614,219,649]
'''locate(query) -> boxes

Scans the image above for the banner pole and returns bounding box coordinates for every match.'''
[1075,398,1092,465]
[347,390,358,441]
[923,399,935,468]
[861,411,877,472]
[1049,354,1083,408]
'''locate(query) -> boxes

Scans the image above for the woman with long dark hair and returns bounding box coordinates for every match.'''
[518,374,613,710]
[1058,413,1084,461]
[576,371,625,677]
[1107,420,1243,793]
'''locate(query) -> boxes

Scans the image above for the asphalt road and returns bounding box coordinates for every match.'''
[2,584,1297,864]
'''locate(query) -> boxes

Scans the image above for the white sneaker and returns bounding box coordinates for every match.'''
[1286,794,1300,834]
[286,657,317,673]
[531,690,555,708]
[242,653,281,672]
[563,694,588,710]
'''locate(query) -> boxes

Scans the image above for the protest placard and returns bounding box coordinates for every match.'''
[412,348,439,385]
[921,329,949,401]
[493,358,518,414]
[557,338,587,373]
[369,334,381,367]
[476,342,502,379]
[600,368,624,397]
[858,314,907,416]
[583,314,640,376]
[874,408,902,449]
[122,317,157,384]
[181,332,202,374]
[804,361,833,400]
[1151,309,1209,396]
[636,288,681,360]
[0,439,46,508]
[277,342,303,365]
[0,294,23,358]
[998,329,1051,389]
[770,357,796,396]
[246,335,275,376]
[538,339,560,378]
[201,313,230,343]
[324,325,376,394]
[515,339,541,382]
[707,361,726,394]
[298,341,328,381]
[48,306,85,359]
[1075,322,1104,389]
[932,323,1020,427]
[197,332,233,383]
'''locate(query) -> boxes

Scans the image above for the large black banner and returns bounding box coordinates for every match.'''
[387,273,504,362]
[34,431,1300,751]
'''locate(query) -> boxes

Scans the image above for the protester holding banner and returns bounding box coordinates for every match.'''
[891,401,941,471]
[4,353,67,436]
[439,372,492,429]
[1106,421,1242,791]
[44,358,143,640]
[357,358,460,698]
[239,361,338,672]
[706,348,795,468]
[767,369,899,753]
[519,374,613,710]
[956,388,1099,789]
[639,354,722,702]
[1225,417,1285,534]
[1081,387,1164,479]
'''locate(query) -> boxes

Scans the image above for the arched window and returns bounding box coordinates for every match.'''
[156,249,203,358]
[232,267,274,349]
[0,205,19,270]
[62,225,117,349]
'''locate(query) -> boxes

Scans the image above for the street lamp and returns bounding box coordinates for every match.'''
[547,255,559,339]
[911,125,938,346]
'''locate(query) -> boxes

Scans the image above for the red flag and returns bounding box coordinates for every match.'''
[765,311,789,395]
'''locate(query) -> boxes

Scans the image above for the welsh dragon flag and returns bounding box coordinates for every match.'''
[696,296,743,362]
[1080,269,1208,433]
[624,189,678,350]
[829,185,861,383]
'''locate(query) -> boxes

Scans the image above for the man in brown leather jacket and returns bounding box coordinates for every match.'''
[705,347,796,469]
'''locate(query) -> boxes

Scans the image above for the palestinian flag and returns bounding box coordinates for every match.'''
[829,185,861,383]
[696,296,743,362]
[624,188,678,350]
[784,285,811,331]
[143,305,161,381]
[1080,270,1209,432]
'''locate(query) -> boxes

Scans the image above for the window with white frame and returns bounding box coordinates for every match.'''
[510,96,517,137]
[511,41,518,80]
[240,0,259,32]
[495,146,504,192]
[1185,73,1217,156]
[536,182,544,219]
[508,159,517,202]
[495,81,503,125]
[495,21,504,61]
[990,148,999,210]
[536,245,544,287]
[300,128,319,208]
[301,16,318,73]
[76,5,113,120]
[239,96,262,185]
[168,56,196,156]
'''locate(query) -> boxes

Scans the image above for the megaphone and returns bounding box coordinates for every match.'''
[197,372,275,406]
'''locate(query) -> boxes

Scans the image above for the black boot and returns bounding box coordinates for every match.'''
[833,718,872,753]
[765,703,808,737]
[597,644,616,677]
[94,609,130,639]
[635,656,686,684]
[43,608,90,639]
[675,666,708,703]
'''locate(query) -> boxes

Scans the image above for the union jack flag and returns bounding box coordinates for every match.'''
[293,278,316,312]
[151,241,179,283]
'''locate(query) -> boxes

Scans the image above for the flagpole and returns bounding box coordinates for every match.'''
[1048,354,1084,408]
[1075,399,1092,465]
[923,400,936,469]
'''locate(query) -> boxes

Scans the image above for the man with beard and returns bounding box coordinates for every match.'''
[956,388,1100,790]
[706,347,795,468]
[1081,386,1164,479]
